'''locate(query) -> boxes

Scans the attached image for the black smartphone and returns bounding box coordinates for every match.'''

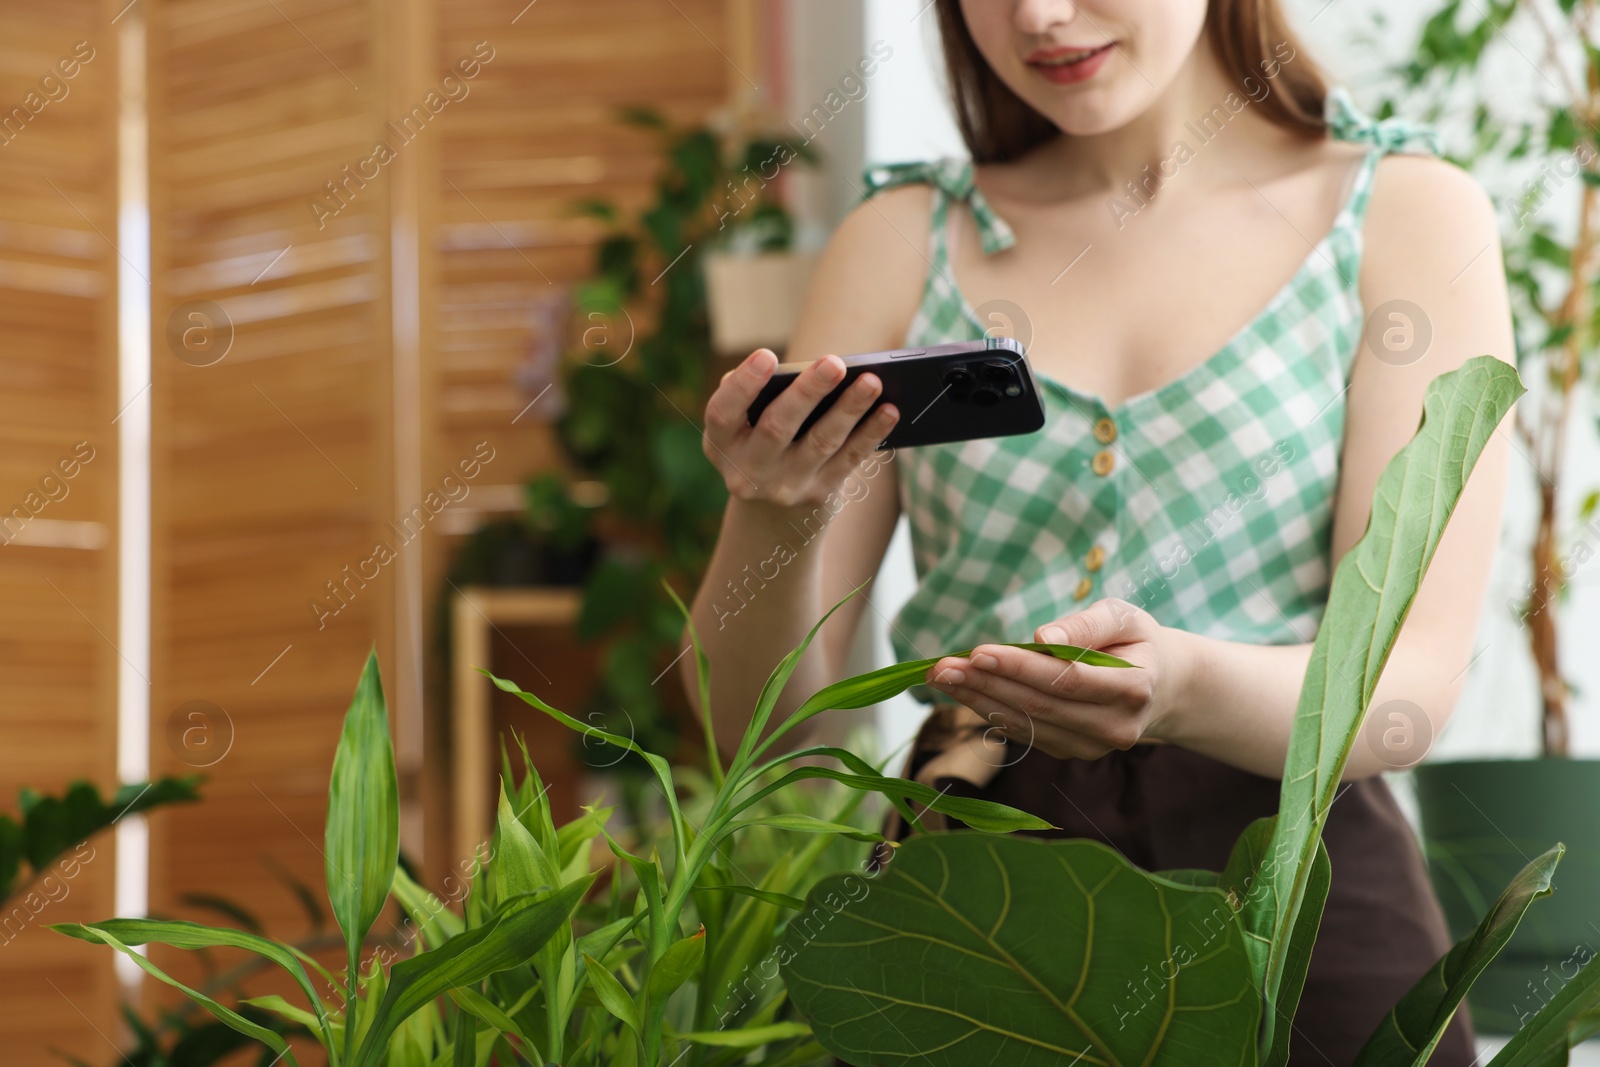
[744,338,1045,450]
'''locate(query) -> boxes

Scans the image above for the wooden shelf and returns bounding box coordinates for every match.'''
[450,585,583,859]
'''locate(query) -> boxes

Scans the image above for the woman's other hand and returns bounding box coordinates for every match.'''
[924,598,1194,762]
[702,348,900,512]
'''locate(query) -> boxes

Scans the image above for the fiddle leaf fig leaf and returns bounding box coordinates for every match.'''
[1357,845,1563,1066]
[1245,356,1523,1061]
[782,832,1259,1066]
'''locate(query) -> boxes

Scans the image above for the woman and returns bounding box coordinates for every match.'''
[684,0,1513,1060]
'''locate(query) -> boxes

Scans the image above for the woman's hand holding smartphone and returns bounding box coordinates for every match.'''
[701,348,901,511]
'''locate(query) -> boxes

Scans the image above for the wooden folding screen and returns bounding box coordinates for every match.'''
[141,0,742,1018]
[145,0,402,964]
[0,3,122,1062]
[424,0,744,866]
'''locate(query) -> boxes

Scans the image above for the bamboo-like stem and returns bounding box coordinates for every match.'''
[1520,0,1599,757]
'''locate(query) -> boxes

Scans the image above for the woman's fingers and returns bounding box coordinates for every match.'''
[704,348,778,447]
[966,643,1141,707]
[936,685,1114,762]
[817,399,899,484]
[798,372,883,463]
[745,355,847,465]
[930,651,1143,751]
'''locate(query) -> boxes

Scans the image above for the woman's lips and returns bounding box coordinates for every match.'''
[1026,42,1116,85]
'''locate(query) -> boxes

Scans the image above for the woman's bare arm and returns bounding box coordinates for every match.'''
[684,185,932,758]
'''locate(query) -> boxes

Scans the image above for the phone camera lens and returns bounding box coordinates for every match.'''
[971,386,1001,406]
[942,367,974,398]
[981,359,1018,385]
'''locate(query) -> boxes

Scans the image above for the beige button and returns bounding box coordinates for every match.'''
[1094,417,1118,444]
[1085,545,1106,572]
[1091,449,1115,476]
[1073,576,1093,600]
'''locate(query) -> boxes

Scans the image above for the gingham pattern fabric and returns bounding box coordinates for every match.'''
[870,92,1437,676]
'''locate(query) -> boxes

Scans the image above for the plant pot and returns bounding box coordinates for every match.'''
[1413,757,1600,1034]
[702,250,819,355]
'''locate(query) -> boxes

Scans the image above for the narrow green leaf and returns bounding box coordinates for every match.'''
[730,581,871,780]
[697,882,804,911]
[448,985,534,1048]
[489,781,556,904]
[755,640,1135,763]
[348,877,592,1067]
[742,765,1050,834]
[582,951,641,1033]
[1247,356,1523,1058]
[391,865,465,950]
[52,917,336,1051]
[60,925,298,1065]
[240,994,328,1036]
[663,581,722,789]
[727,813,884,843]
[646,926,706,1004]
[484,670,687,872]
[671,1021,812,1046]
[326,650,400,982]
[451,1005,477,1067]
[1357,846,1563,1066]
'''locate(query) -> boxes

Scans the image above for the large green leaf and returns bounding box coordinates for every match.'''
[326,650,400,984]
[1487,951,1600,1066]
[348,876,593,1067]
[1245,356,1523,1060]
[1356,845,1562,1066]
[1193,816,1331,1067]
[52,916,337,1051]
[782,832,1260,1066]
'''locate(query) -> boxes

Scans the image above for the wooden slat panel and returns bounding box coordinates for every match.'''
[421,0,737,872]
[146,0,398,1004]
[0,1,121,1061]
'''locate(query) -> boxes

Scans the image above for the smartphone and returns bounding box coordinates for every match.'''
[744,338,1045,450]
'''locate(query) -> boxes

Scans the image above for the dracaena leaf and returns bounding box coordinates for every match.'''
[672,1021,812,1046]
[52,917,336,1051]
[583,951,642,1033]
[647,926,707,1004]
[782,832,1259,1066]
[348,876,592,1067]
[1244,356,1523,1062]
[326,651,399,980]
[56,924,299,1066]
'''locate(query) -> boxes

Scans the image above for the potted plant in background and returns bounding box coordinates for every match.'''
[501,107,818,818]
[1370,0,1600,1032]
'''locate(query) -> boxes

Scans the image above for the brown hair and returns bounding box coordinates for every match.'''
[934,0,1329,163]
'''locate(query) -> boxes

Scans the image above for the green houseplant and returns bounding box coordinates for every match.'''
[61,359,1598,1063]
[778,360,1600,1063]
[1368,0,1600,1031]
[517,108,816,765]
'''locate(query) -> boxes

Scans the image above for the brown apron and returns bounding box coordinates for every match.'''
[851,703,1474,1066]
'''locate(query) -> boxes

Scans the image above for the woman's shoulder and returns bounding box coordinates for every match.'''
[1364,151,1500,281]
[784,171,936,357]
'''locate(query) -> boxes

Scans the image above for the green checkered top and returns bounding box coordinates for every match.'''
[865,90,1439,678]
